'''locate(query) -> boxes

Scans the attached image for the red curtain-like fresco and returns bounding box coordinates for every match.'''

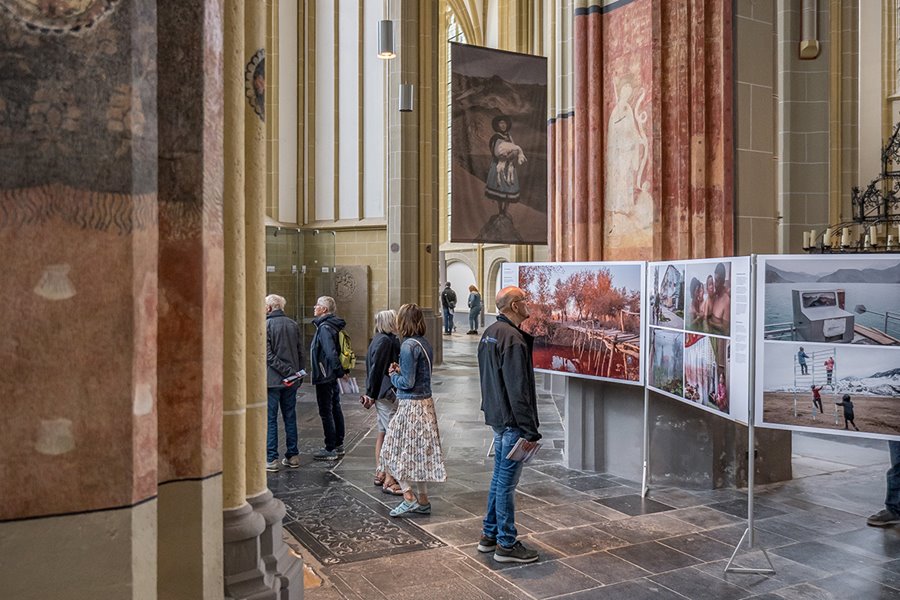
[549,0,733,262]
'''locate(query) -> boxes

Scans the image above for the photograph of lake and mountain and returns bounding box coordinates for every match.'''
[762,256,900,345]
[516,262,644,383]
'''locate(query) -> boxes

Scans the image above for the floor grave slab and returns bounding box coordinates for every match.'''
[595,513,701,545]
[494,560,601,599]
[659,533,739,562]
[649,566,751,600]
[281,486,444,565]
[555,578,687,600]
[562,550,652,585]
[707,499,786,521]
[522,502,614,529]
[770,540,880,573]
[530,525,627,556]
[609,540,700,573]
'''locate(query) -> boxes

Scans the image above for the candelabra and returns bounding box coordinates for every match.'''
[805,120,900,253]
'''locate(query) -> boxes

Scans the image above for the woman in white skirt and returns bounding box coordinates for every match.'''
[381,303,446,516]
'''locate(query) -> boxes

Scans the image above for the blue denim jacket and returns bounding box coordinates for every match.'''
[390,336,433,399]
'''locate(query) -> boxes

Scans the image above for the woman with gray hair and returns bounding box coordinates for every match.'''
[362,310,402,495]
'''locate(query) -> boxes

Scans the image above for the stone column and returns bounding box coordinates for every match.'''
[244,1,303,597]
[0,2,159,598]
[222,0,272,598]
[387,0,441,360]
[156,1,226,598]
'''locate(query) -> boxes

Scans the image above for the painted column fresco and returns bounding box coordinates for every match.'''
[157,0,224,490]
[551,0,733,262]
[156,1,225,596]
[0,0,159,520]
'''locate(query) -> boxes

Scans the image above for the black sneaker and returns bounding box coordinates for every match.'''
[335,445,346,457]
[313,448,338,461]
[867,508,900,527]
[476,535,496,553]
[493,541,539,564]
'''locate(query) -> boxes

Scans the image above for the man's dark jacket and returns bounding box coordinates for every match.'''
[310,313,346,384]
[477,314,541,442]
[266,309,304,388]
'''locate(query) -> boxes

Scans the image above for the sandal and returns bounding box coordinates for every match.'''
[382,481,403,496]
[374,472,386,487]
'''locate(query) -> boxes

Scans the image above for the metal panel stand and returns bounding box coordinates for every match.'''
[641,385,650,498]
[725,255,776,576]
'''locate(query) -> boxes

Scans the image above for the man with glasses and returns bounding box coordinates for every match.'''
[310,296,348,461]
[476,286,541,564]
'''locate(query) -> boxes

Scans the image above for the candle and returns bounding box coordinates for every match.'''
[864,233,872,248]
[888,234,895,249]
[870,226,878,246]
[809,229,817,247]
[824,227,833,248]
[802,231,810,249]
[841,227,851,247]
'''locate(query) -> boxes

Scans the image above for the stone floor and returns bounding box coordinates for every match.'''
[269,335,900,600]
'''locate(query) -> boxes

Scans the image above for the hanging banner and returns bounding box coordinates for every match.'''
[755,255,900,440]
[501,261,645,384]
[646,258,752,423]
[450,43,548,244]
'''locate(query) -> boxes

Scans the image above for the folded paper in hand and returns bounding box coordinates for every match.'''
[338,377,360,395]
[282,369,307,387]
[505,438,542,463]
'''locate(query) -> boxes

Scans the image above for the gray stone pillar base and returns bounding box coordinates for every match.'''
[223,503,276,600]
[423,309,442,365]
[248,490,303,600]
[563,379,792,488]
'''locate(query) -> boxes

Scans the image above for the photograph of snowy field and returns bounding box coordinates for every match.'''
[761,342,900,437]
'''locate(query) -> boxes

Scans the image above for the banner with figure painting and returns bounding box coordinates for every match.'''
[646,258,752,423]
[501,261,645,385]
[450,43,547,244]
[756,255,900,440]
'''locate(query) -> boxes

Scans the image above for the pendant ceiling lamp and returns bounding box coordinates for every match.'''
[377,19,395,59]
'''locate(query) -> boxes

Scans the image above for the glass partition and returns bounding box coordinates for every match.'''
[265,227,336,349]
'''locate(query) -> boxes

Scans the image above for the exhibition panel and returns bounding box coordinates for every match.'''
[646,258,752,423]
[755,255,900,440]
[501,261,645,385]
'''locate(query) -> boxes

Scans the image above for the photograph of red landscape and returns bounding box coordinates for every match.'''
[516,262,644,384]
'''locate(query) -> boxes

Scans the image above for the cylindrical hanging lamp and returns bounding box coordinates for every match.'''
[377,20,395,59]
[399,83,414,112]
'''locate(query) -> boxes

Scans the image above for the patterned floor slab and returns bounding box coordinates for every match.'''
[281,486,444,565]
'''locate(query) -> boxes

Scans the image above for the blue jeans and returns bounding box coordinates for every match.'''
[483,426,525,548]
[887,441,900,512]
[443,307,454,333]
[267,387,299,462]
[469,308,481,331]
[315,381,344,451]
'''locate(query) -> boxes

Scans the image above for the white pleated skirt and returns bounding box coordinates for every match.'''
[380,397,447,483]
